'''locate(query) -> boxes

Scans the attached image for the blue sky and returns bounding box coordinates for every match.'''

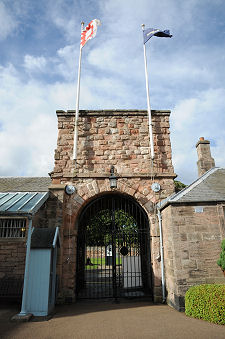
[0,0,225,184]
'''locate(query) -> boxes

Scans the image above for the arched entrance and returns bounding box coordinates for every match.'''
[76,193,152,300]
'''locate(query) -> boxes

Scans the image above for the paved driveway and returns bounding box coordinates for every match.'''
[0,301,225,339]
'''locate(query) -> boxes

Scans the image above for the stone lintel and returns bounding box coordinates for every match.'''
[51,172,177,179]
[56,109,171,117]
[49,184,66,190]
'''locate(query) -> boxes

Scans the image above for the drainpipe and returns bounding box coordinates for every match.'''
[19,218,33,316]
[157,209,166,303]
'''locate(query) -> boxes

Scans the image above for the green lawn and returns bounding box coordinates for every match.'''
[86,257,122,269]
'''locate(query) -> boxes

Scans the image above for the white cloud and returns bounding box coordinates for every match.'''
[45,0,81,42]
[171,87,225,183]
[56,45,77,81]
[172,98,198,130]
[212,137,225,168]
[172,88,225,131]
[0,64,76,176]
[0,0,225,184]
[24,55,47,72]
[87,39,142,82]
[0,2,18,40]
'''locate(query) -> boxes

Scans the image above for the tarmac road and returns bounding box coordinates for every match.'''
[0,301,225,339]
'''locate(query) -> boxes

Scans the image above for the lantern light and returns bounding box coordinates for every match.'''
[109,166,117,189]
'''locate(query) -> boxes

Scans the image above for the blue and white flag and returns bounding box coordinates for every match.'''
[143,28,172,44]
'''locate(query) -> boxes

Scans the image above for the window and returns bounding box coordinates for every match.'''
[194,206,204,213]
[0,218,27,238]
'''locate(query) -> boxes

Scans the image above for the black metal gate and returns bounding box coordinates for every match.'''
[76,193,152,299]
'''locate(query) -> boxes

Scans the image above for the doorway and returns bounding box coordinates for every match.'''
[76,193,152,300]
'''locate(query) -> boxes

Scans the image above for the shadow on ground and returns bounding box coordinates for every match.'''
[1,300,225,339]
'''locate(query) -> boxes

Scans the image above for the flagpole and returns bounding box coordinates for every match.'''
[142,24,154,161]
[73,21,84,161]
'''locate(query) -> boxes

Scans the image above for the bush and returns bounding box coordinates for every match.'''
[217,239,225,271]
[185,284,225,325]
[174,180,187,193]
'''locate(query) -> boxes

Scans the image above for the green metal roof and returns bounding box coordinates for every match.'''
[0,192,49,216]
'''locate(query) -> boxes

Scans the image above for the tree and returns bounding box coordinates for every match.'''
[85,209,138,246]
[174,180,187,193]
[217,239,225,271]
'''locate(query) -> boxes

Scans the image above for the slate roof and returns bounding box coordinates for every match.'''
[0,177,51,192]
[31,227,60,248]
[159,167,225,209]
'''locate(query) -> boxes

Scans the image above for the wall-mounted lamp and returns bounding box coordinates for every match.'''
[109,165,117,189]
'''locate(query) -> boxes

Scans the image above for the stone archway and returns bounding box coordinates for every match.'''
[50,109,177,303]
[76,192,152,300]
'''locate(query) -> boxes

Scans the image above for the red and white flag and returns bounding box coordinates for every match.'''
[80,19,101,48]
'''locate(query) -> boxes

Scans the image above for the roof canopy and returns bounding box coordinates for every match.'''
[0,192,49,216]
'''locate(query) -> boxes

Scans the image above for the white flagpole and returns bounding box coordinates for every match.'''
[73,21,84,160]
[142,24,154,161]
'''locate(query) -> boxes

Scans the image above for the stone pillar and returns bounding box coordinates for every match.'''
[196,137,215,177]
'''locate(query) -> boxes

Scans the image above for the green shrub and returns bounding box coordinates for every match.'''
[217,239,225,271]
[185,284,225,325]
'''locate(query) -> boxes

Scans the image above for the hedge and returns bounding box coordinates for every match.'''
[185,284,225,325]
[217,239,225,271]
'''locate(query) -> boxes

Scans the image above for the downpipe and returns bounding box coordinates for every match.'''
[157,209,166,303]
[19,218,33,315]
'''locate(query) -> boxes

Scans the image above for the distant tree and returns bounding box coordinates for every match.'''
[174,180,187,193]
[86,209,138,246]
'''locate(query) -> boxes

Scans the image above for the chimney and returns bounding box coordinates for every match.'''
[196,137,215,177]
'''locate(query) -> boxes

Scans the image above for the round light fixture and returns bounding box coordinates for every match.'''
[65,185,76,195]
[151,182,161,193]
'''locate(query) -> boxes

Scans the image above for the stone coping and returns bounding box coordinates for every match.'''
[50,172,177,180]
[56,109,171,117]
[195,139,210,147]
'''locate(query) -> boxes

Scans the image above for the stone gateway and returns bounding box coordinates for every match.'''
[0,109,224,313]
[49,109,176,303]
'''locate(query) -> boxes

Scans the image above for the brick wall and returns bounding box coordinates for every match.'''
[162,203,225,311]
[0,239,26,280]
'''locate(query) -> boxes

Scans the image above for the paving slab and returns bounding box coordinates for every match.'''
[0,301,224,339]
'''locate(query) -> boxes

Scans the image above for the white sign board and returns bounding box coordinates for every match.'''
[122,256,142,288]
[106,245,112,257]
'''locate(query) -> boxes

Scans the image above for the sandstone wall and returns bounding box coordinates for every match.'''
[53,110,174,179]
[162,203,225,311]
[49,109,176,302]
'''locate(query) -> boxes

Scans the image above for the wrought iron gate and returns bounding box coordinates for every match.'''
[76,194,152,299]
